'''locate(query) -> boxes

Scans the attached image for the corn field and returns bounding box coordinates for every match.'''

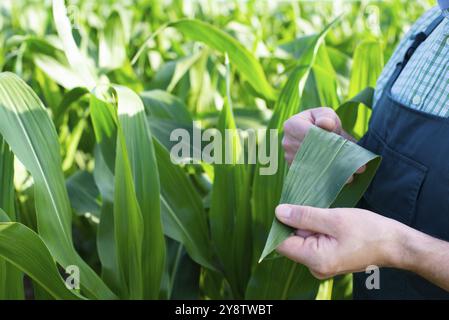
[0,0,432,300]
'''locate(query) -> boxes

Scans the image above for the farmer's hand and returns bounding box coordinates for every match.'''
[282,107,364,182]
[274,204,403,279]
[275,204,449,292]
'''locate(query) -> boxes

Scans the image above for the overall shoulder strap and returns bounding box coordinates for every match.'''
[403,14,444,63]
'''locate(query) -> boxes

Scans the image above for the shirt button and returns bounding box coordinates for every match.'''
[412,95,421,105]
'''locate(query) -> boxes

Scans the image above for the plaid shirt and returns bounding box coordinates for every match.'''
[374,5,449,117]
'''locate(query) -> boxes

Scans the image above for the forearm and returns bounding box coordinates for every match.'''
[390,223,449,292]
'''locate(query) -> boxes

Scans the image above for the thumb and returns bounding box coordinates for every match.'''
[275,204,337,235]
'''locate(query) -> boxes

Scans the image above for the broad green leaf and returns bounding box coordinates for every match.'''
[209,57,252,298]
[141,90,192,123]
[251,18,341,262]
[187,48,213,114]
[141,90,215,272]
[114,85,165,299]
[316,278,334,300]
[34,53,88,90]
[347,39,383,137]
[167,51,204,92]
[0,138,15,220]
[52,0,98,89]
[0,72,115,299]
[260,126,381,261]
[54,86,89,125]
[94,146,120,294]
[90,92,118,173]
[168,19,276,101]
[245,257,318,299]
[99,11,127,70]
[162,239,200,300]
[348,40,384,98]
[0,221,80,300]
[0,138,24,299]
[302,44,340,109]
[61,115,87,171]
[66,170,101,219]
[9,36,87,90]
[154,140,216,271]
[113,114,144,299]
[141,90,195,152]
[337,87,375,140]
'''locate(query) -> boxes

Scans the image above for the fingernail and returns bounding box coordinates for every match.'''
[276,205,292,220]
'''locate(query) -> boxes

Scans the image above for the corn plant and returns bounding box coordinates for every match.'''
[0,0,432,300]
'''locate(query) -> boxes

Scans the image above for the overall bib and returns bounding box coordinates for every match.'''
[353,15,449,299]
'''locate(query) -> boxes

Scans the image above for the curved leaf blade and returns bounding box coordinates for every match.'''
[168,19,276,101]
[0,72,115,299]
[114,85,165,299]
[0,222,81,300]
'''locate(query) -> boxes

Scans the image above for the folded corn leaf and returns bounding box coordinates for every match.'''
[251,17,341,265]
[260,126,381,261]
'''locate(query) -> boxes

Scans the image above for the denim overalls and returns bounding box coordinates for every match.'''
[353,14,449,299]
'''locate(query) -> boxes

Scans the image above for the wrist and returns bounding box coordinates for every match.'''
[383,220,420,271]
[381,219,409,269]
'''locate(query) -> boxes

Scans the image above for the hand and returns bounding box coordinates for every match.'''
[282,107,364,182]
[274,204,404,279]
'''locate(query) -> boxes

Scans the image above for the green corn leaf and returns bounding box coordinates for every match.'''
[54,86,89,126]
[141,90,198,153]
[346,39,384,138]
[94,146,121,294]
[89,87,119,294]
[52,0,98,89]
[141,90,192,123]
[251,18,340,261]
[113,85,165,299]
[90,92,118,173]
[134,19,275,100]
[337,87,375,140]
[0,137,24,299]
[99,11,127,70]
[302,44,341,109]
[245,257,318,299]
[141,89,216,271]
[7,36,86,90]
[66,170,101,219]
[155,140,217,271]
[209,57,252,298]
[168,19,276,101]
[113,112,144,299]
[0,221,81,300]
[0,72,115,299]
[260,126,381,261]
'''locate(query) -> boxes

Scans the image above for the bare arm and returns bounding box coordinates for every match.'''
[396,225,449,292]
